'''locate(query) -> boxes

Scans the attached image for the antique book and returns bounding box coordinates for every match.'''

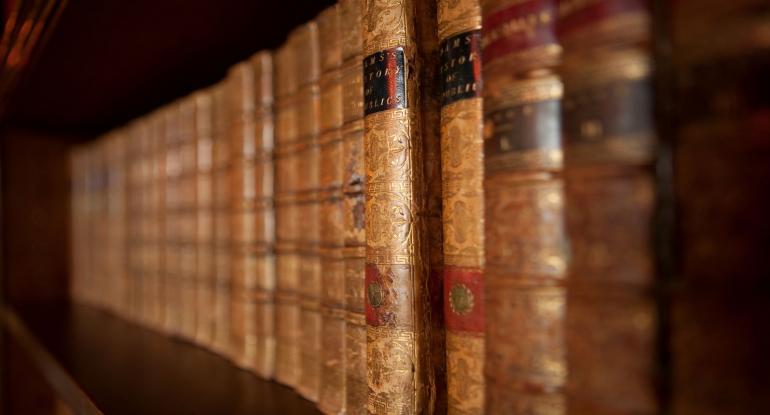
[670,1,770,413]
[212,80,233,355]
[316,4,346,414]
[480,0,567,412]
[149,109,167,331]
[178,95,199,341]
[436,0,485,413]
[338,0,367,412]
[163,102,182,336]
[559,2,660,414]
[194,88,216,348]
[362,0,445,412]
[228,52,276,376]
[274,36,302,387]
[127,120,148,323]
[294,21,322,402]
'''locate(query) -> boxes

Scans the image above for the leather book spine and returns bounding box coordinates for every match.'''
[559,2,659,414]
[362,0,445,412]
[274,38,302,387]
[480,0,567,412]
[127,121,146,322]
[164,103,182,336]
[436,0,486,413]
[251,51,276,379]
[338,0,367,412]
[293,21,323,402]
[149,110,167,331]
[194,89,216,348]
[212,81,233,355]
[317,5,347,414]
[179,95,199,341]
[107,130,129,316]
[228,60,257,369]
[670,2,770,413]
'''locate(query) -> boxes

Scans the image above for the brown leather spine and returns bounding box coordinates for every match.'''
[481,0,567,413]
[670,2,770,413]
[339,0,366,413]
[274,36,302,387]
[150,109,167,331]
[437,1,485,414]
[293,21,323,402]
[559,2,659,414]
[362,0,445,412]
[178,95,199,342]
[127,120,147,323]
[211,81,232,356]
[317,5,347,414]
[163,102,182,337]
[194,89,216,348]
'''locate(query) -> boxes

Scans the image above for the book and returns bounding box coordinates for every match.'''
[317,4,347,414]
[362,0,445,412]
[480,0,566,412]
[436,0,486,413]
[293,21,323,402]
[194,88,216,348]
[559,1,659,414]
[338,0,367,413]
[670,1,770,413]
[149,109,167,331]
[178,95,199,341]
[163,102,182,336]
[212,80,233,355]
[274,35,302,387]
[127,120,147,323]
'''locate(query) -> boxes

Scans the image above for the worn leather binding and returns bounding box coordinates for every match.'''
[317,5,347,414]
[436,0,485,413]
[211,81,232,356]
[274,36,302,387]
[163,102,183,337]
[293,21,323,402]
[362,0,445,412]
[227,52,276,375]
[559,1,659,414]
[178,96,199,342]
[480,0,567,413]
[193,89,216,348]
[670,2,770,413]
[338,0,367,412]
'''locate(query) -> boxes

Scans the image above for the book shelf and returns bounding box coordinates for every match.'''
[0,0,332,413]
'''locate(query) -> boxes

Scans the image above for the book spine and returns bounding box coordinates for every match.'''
[362,0,445,412]
[251,51,276,379]
[127,122,145,322]
[480,0,566,412]
[108,131,129,316]
[150,111,167,330]
[179,96,199,341]
[164,104,182,336]
[317,4,346,414]
[212,81,233,355]
[670,2,770,413]
[228,60,256,368]
[338,0,367,413]
[436,0,486,414]
[559,2,659,414]
[194,89,216,347]
[274,38,302,387]
[293,21,323,402]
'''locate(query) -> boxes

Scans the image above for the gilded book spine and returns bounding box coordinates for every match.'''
[251,52,276,378]
[339,0,367,412]
[164,104,182,336]
[670,2,770,413]
[480,0,566,412]
[559,2,659,414]
[178,96,199,341]
[212,81,233,355]
[194,89,216,347]
[294,21,323,402]
[274,38,302,387]
[317,5,346,414]
[436,0,485,413]
[362,0,445,412]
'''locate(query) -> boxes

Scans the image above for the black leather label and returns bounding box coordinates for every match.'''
[440,29,482,106]
[363,47,407,116]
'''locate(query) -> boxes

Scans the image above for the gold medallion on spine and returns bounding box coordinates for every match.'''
[317,4,347,414]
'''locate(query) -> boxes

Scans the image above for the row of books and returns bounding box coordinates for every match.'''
[70,0,769,414]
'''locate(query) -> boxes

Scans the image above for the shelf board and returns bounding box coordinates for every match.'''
[5,303,320,415]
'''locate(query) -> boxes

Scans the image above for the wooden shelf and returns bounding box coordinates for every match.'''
[4,303,319,415]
